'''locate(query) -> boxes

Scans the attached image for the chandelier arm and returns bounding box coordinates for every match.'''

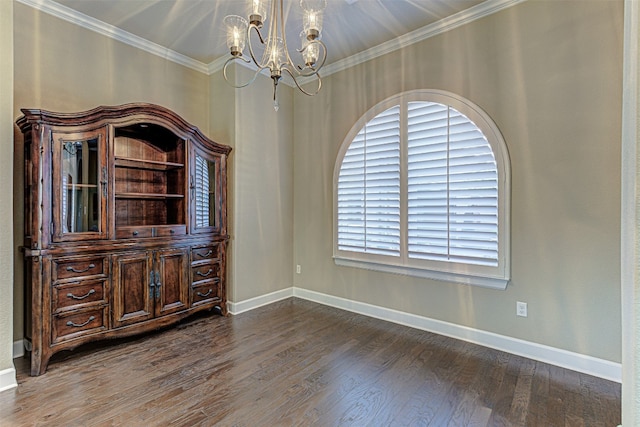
[311,39,328,73]
[223,57,264,89]
[279,0,296,72]
[282,67,323,96]
[247,24,268,70]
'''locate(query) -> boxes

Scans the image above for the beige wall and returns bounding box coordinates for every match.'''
[293,0,623,362]
[13,3,210,126]
[1,0,15,381]
[231,66,294,303]
[208,70,238,301]
[208,66,295,304]
[12,2,211,340]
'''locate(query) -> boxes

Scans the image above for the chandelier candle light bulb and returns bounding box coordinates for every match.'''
[223,0,328,110]
[251,0,267,25]
[301,0,325,39]
[301,32,319,66]
[223,15,248,56]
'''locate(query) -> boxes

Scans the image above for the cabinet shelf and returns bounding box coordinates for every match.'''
[64,184,98,189]
[115,157,184,171]
[115,192,184,200]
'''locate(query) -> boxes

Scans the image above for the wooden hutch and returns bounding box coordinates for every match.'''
[17,103,231,375]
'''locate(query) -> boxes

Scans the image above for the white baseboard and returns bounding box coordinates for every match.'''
[13,340,24,359]
[291,287,621,383]
[0,367,17,392]
[228,287,294,315]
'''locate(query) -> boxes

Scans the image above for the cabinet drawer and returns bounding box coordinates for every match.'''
[192,263,220,284]
[52,256,108,282]
[191,280,221,307]
[52,279,107,313]
[116,226,154,239]
[191,245,220,263]
[52,307,108,344]
[155,225,186,237]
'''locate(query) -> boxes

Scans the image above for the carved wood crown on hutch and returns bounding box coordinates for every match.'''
[17,103,231,375]
[17,103,231,156]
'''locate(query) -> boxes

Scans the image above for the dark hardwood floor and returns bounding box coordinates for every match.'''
[0,298,621,426]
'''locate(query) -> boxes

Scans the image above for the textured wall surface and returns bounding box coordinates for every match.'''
[229,66,294,303]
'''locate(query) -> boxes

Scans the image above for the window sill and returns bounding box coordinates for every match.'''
[334,256,509,290]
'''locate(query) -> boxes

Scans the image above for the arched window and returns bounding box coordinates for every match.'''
[334,90,511,289]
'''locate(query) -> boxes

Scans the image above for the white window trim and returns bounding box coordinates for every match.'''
[333,89,511,290]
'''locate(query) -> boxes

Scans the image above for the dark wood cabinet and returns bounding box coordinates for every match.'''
[17,103,231,375]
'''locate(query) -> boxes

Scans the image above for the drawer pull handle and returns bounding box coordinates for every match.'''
[197,289,212,298]
[133,231,139,236]
[196,250,213,258]
[170,229,175,234]
[66,316,95,328]
[66,263,95,274]
[66,289,96,300]
[196,268,213,277]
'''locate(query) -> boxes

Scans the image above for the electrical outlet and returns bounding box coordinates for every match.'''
[516,301,528,317]
[296,264,301,274]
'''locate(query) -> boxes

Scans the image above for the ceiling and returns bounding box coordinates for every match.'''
[49,0,488,68]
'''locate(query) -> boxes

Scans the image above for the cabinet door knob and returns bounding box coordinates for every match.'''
[100,167,107,197]
[149,270,156,292]
[132,231,138,236]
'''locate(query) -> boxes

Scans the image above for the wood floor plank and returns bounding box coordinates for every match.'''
[525,361,551,426]
[0,298,621,426]
[508,357,536,425]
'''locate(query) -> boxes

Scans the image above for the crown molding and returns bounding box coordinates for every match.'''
[16,0,209,74]
[19,0,526,81]
[207,55,229,76]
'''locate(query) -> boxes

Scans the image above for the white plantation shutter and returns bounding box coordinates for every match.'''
[334,90,509,288]
[194,154,209,227]
[407,102,498,266]
[407,102,450,261]
[448,107,498,265]
[337,106,401,256]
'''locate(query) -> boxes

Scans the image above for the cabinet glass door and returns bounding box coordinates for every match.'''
[53,128,108,241]
[191,148,221,234]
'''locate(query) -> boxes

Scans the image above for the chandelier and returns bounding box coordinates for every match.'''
[223,0,327,110]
